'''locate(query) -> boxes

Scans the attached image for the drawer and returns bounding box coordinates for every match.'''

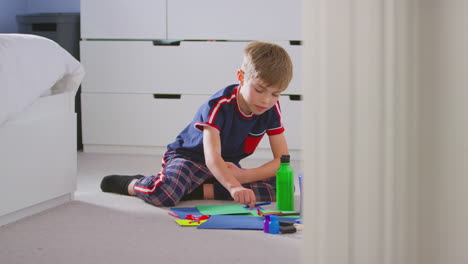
[167,0,301,40]
[80,40,302,95]
[257,95,303,150]
[81,0,166,39]
[81,93,210,147]
[81,93,302,151]
[81,41,240,95]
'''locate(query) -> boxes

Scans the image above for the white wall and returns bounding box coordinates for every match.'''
[301,0,468,264]
[418,1,437,263]
[420,1,468,263]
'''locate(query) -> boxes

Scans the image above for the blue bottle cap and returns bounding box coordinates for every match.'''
[269,215,280,234]
[280,155,290,163]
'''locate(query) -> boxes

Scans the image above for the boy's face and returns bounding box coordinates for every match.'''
[237,70,283,115]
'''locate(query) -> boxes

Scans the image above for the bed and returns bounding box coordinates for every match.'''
[0,34,84,226]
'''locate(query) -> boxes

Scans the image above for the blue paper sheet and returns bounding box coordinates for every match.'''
[197,215,264,230]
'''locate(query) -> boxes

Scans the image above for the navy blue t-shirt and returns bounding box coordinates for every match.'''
[166,84,284,164]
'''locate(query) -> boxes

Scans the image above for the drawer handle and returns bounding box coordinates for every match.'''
[288,94,302,101]
[289,40,302,46]
[32,23,57,32]
[152,40,181,46]
[153,94,182,99]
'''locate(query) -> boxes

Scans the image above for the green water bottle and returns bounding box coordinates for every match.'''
[276,154,294,211]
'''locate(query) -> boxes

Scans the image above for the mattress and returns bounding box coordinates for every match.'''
[0,34,84,125]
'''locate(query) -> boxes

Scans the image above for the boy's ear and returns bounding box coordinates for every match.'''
[237,69,244,85]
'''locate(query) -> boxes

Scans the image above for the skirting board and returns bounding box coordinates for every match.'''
[0,193,73,227]
[83,144,303,160]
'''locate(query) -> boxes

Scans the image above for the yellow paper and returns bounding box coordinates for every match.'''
[175,219,208,226]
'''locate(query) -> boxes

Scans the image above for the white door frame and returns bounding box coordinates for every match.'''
[301,0,420,263]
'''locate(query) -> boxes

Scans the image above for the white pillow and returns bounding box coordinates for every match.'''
[0,34,83,125]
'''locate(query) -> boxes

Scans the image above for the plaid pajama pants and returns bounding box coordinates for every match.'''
[133,154,276,207]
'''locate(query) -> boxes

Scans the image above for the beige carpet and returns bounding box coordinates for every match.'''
[0,152,302,264]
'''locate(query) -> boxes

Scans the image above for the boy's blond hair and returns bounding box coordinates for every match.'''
[241,41,293,91]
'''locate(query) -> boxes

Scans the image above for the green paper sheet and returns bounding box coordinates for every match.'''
[195,204,255,216]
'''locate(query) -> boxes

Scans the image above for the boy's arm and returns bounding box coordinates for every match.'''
[203,126,256,208]
[233,133,289,183]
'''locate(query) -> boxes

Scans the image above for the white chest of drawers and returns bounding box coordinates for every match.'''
[80,0,303,158]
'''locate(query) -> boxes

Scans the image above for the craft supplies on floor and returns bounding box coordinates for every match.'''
[168,204,301,234]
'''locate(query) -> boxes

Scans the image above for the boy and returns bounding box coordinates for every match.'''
[101,41,293,209]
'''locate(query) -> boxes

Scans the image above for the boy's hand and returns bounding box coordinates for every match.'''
[230,186,256,209]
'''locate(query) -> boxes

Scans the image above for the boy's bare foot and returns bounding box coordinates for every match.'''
[128,179,138,196]
[203,184,214,200]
